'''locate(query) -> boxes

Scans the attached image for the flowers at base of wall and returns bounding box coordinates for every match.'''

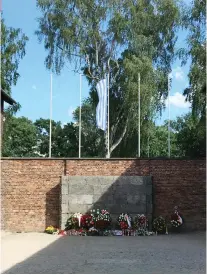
[134,214,151,236]
[81,214,94,229]
[171,206,183,229]
[153,216,166,234]
[45,226,67,235]
[45,226,59,234]
[65,213,79,230]
[47,208,184,237]
[117,213,132,230]
[67,228,87,236]
[90,209,112,230]
[134,214,148,229]
[73,213,83,228]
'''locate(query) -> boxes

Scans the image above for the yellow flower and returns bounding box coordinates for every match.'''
[46,225,54,231]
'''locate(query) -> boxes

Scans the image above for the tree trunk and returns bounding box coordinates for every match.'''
[105,119,128,158]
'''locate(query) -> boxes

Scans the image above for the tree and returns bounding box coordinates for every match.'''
[36,0,180,76]
[2,116,38,157]
[1,18,28,94]
[170,113,205,157]
[179,0,206,118]
[73,96,183,158]
[34,118,78,157]
[34,118,61,157]
[57,122,79,157]
[114,119,181,158]
[36,0,181,157]
[175,0,206,158]
[73,98,105,157]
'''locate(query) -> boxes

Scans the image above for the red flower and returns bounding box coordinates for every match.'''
[171,213,179,221]
[120,221,128,229]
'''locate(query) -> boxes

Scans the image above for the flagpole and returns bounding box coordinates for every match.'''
[49,73,52,158]
[79,74,82,158]
[138,73,140,157]
[107,63,110,158]
[168,74,171,158]
[147,135,150,158]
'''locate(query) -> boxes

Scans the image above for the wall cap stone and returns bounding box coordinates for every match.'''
[1,157,205,161]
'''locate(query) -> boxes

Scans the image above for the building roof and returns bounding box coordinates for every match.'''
[1,88,17,105]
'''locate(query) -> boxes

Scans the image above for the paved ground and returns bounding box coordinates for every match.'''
[1,231,206,274]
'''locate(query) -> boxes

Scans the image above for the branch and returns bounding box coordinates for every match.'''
[56,44,82,58]
[111,59,120,83]
[57,44,100,80]
[110,109,124,142]
[109,118,128,155]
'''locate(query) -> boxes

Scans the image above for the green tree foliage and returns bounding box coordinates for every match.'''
[1,18,28,94]
[34,118,61,157]
[2,112,204,158]
[58,122,79,157]
[179,0,206,118]
[73,98,105,157]
[72,99,182,158]
[145,125,178,158]
[2,116,37,157]
[176,0,206,158]
[36,0,180,75]
[34,118,78,157]
[171,113,205,157]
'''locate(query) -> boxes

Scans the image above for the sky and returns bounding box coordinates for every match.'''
[2,0,191,126]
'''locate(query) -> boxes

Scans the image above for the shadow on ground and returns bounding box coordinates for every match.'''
[4,232,206,274]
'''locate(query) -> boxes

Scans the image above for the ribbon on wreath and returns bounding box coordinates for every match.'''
[177,215,182,224]
[125,214,131,228]
[74,213,82,227]
[174,208,183,225]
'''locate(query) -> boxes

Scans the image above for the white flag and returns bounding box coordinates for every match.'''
[96,79,107,131]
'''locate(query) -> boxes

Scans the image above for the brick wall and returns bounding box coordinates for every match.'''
[1,158,206,232]
[1,159,64,232]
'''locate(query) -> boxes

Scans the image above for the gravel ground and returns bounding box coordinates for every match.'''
[1,231,206,274]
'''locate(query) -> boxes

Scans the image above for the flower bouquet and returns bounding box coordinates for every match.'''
[45,225,59,235]
[153,216,166,234]
[81,214,94,229]
[134,214,148,236]
[90,209,112,230]
[170,206,183,232]
[65,213,81,231]
[117,213,132,235]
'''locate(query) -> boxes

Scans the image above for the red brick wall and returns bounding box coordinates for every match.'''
[1,160,64,232]
[66,159,150,176]
[1,158,206,232]
[150,159,206,230]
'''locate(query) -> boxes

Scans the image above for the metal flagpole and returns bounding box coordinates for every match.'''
[168,74,171,158]
[79,74,82,158]
[49,73,52,158]
[138,73,141,157]
[107,72,110,158]
[147,135,150,158]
